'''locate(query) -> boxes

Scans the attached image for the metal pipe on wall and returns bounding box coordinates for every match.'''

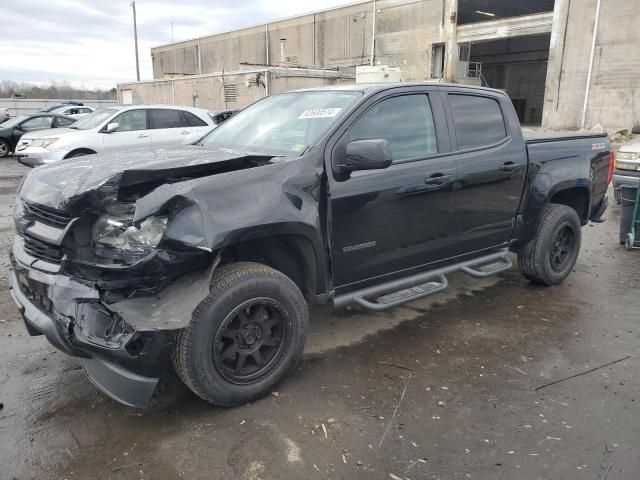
[265,23,270,65]
[580,0,601,129]
[370,0,377,66]
[444,0,458,82]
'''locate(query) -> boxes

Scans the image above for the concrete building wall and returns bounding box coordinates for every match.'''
[543,0,640,130]
[151,0,445,83]
[118,69,354,110]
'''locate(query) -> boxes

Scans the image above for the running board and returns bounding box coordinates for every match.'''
[333,251,512,312]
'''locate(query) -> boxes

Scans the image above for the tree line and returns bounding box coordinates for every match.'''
[0,80,116,100]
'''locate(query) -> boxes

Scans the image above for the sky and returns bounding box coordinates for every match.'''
[0,0,361,90]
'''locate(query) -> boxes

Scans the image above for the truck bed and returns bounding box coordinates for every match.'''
[524,131,608,144]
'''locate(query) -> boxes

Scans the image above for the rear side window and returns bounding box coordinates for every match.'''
[150,109,184,129]
[182,111,208,127]
[348,94,438,161]
[20,116,53,130]
[449,94,507,150]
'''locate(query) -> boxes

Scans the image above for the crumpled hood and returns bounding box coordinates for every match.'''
[19,145,285,211]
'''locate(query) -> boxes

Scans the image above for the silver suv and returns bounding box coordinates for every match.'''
[14,105,215,167]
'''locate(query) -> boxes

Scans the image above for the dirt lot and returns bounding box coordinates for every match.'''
[0,158,638,480]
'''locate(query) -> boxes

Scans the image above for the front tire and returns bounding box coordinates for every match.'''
[173,262,308,407]
[518,204,582,286]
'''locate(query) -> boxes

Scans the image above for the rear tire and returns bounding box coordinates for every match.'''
[518,204,582,286]
[172,262,308,407]
[0,140,10,158]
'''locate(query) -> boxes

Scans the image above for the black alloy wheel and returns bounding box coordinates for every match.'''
[213,298,289,384]
[549,225,576,272]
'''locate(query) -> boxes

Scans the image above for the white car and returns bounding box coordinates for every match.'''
[14,105,215,167]
[49,105,95,119]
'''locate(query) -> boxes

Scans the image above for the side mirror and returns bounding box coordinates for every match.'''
[632,124,640,135]
[105,122,120,133]
[340,139,393,172]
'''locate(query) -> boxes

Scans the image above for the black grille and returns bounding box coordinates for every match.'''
[23,235,64,264]
[24,202,73,229]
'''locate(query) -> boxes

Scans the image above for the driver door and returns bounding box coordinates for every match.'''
[102,109,151,152]
[329,90,458,289]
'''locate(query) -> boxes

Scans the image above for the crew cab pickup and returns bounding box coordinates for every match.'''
[9,84,613,408]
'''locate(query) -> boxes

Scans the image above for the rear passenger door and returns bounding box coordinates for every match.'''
[329,89,456,289]
[445,92,527,254]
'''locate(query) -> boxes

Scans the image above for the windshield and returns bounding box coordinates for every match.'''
[71,108,118,130]
[200,91,362,154]
[1,115,28,128]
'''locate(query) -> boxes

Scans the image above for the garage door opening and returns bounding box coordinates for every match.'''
[463,34,551,126]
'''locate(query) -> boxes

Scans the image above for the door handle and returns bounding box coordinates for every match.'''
[180,131,190,135]
[138,133,150,138]
[425,174,453,186]
[500,162,521,173]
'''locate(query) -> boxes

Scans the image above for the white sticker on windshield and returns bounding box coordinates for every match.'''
[298,108,342,119]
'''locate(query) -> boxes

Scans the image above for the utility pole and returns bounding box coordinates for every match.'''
[131,1,141,82]
[171,22,174,43]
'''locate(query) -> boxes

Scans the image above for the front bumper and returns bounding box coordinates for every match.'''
[9,241,174,408]
[14,149,67,167]
[613,170,640,187]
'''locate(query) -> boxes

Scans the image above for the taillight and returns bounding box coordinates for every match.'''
[607,151,615,186]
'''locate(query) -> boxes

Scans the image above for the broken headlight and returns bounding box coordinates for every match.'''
[93,212,168,255]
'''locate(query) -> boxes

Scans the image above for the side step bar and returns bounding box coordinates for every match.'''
[333,251,512,312]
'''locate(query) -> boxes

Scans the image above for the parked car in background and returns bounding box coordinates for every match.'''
[14,105,215,166]
[0,114,76,158]
[39,101,85,113]
[0,108,10,124]
[208,109,238,126]
[50,105,95,119]
[613,141,640,202]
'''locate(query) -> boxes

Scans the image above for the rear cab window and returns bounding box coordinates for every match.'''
[448,94,507,150]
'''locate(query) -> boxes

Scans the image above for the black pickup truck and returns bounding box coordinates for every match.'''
[9,83,613,408]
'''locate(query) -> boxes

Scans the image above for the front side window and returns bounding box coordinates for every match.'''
[20,116,53,130]
[113,110,147,132]
[150,109,184,129]
[348,95,438,160]
[200,91,362,154]
[449,94,507,150]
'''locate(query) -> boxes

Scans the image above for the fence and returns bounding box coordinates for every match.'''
[0,98,119,117]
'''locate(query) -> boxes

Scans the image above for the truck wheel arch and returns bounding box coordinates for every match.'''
[221,234,327,302]
[548,186,590,225]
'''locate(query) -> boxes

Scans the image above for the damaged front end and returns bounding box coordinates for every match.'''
[9,146,289,407]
